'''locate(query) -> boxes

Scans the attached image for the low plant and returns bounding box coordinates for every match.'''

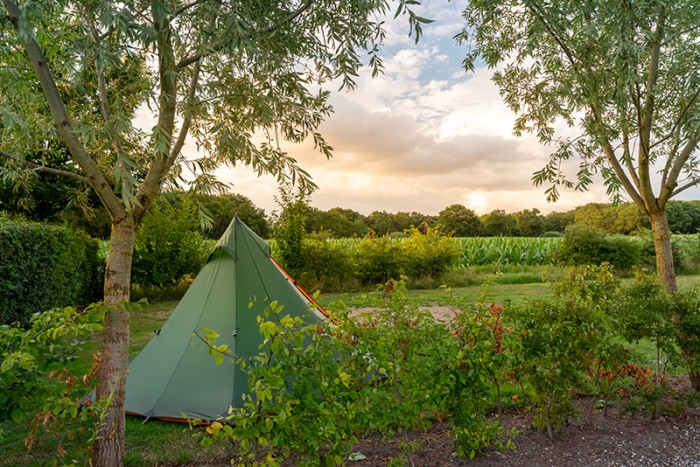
[348,279,455,433]
[400,225,460,279]
[199,301,368,465]
[353,232,404,285]
[511,265,627,437]
[448,290,518,458]
[0,302,113,463]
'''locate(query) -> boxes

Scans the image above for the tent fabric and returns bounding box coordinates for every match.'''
[125,215,327,421]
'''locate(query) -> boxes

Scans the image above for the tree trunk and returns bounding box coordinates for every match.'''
[689,370,700,391]
[92,216,135,467]
[649,211,700,390]
[649,210,677,293]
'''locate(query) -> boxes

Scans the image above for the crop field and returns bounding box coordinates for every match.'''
[327,236,562,266]
[454,237,561,266]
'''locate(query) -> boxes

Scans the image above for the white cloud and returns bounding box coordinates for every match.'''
[207,4,617,218]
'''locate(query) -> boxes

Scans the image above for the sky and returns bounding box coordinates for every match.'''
[213,2,613,217]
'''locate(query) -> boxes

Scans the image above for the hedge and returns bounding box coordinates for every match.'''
[0,220,103,326]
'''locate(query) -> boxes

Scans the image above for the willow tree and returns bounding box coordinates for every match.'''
[458,0,700,293]
[0,1,426,464]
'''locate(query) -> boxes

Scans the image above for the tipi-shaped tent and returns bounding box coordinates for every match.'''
[125,215,328,421]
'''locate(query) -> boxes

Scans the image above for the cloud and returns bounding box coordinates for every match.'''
[208,4,618,218]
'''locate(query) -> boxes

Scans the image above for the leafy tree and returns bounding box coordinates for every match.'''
[610,203,649,235]
[189,192,269,239]
[666,200,700,234]
[367,210,398,235]
[543,210,575,234]
[132,197,209,287]
[480,209,518,237]
[573,203,613,232]
[273,185,308,280]
[305,206,368,238]
[0,145,112,237]
[0,1,425,463]
[459,0,700,292]
[513,208,546,237]
[574,203,649,234]
[437,204,483,237]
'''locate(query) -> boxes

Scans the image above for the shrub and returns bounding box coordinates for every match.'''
[671,288,700,390]
[400,225,460,279]
[541,231,564,237]
[296,237,356,292]
[512,265,627,437]
[201,302,368,465]
[354,232,403,286]
[637,231,684,272]
[272,189,307,279]
[132,199,209,288]
[0,220,102,326]
[555,224,642,269]
[0,303,105,422]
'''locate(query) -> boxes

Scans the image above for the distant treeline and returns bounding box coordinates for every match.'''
[304,200,700,237]
[4,182,700,239]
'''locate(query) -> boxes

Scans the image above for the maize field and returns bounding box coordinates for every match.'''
[455,237,561,266]
[325,236,562,266]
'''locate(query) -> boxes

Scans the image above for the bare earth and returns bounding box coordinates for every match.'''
[351,394,700,466]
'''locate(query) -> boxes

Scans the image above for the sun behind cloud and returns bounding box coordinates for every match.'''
[466,192,489,214]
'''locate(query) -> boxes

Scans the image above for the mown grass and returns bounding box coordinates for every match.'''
[3,271,700,466]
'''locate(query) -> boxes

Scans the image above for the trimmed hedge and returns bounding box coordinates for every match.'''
[0,220,103,326]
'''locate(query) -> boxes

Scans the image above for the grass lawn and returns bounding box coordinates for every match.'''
[3,273,700,466]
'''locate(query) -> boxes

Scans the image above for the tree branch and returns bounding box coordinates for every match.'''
[660,134,700,204]
[1,150,90,184]
[621,128,641,190]
[166,61,201,171]
[672,176,700,198]
[132,1,179,220]
[87,15,134,195]
[637,6,666,204]
[175,0,313,70]
[2,0,125,219]
[524,1,580,70]
[173,0,210,18]
[651,86,700,150]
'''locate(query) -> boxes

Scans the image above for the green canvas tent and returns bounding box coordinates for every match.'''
[125,215,328,422]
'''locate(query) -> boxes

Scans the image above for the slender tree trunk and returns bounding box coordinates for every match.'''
[649,211,700,390]
[688,369,700,391]
[649,210,677,293]
[92,216,135,467]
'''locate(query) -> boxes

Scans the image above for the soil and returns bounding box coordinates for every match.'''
[189,388,700,466]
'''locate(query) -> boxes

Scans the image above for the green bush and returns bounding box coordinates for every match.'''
[400,225,460,279]
[512,265,627,436]
[0,303,104,421]
[555,224,642,269]
[0,220,102,326]
[132,199,210,288]
[296,237,357,292]
[354,232,403,286]
[671,288,700,389]
[202,280,515,463]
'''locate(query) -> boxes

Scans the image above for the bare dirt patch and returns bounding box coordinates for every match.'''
[349,377,700,467]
